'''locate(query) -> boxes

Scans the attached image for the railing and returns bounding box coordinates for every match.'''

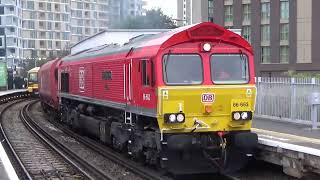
[255,77,320,124]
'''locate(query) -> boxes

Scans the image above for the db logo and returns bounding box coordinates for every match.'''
[201,93,215,103]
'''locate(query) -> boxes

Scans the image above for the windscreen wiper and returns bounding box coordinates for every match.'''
[164,50,171,83]
[239,50,247,79]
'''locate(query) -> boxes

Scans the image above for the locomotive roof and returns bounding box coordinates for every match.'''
[62,22,252,62]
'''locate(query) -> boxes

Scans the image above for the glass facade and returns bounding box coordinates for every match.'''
[280,24,289,41]
[261,2,270,22]
[242,4,250,23]
[280,46,289,63]
[261,25,270,42]
[224,5,233,23]
[280,0,289,20]
[261,46,270,64]
[242,26,251,43]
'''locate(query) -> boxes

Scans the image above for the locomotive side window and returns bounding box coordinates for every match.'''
[142,60,150,86]
[163,54,203,85]
[102,71,112,80]
[61,72,69,92]
[210,54,249,84]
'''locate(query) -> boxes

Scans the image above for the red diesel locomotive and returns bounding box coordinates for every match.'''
[39,22,258,174]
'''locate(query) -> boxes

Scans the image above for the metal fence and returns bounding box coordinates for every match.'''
[255,77,320,125]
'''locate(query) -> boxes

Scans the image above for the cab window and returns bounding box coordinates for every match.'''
[210,54,249,84]
[163,54,203,85]
[28,73,38,83]
[141,60,150,86]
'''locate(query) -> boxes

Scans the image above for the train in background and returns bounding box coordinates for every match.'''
[27,67,40,95]
[39,22,258,174]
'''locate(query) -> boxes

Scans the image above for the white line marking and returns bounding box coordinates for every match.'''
[258,137,320,157]
[258,134,289,141]
[0,142,19,180]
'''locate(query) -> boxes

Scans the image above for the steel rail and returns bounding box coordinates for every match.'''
[0,99,33,180]
[22,100,115,180]
[32,100,170,180]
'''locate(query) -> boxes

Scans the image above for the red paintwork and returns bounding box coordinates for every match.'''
[38,58,61,109]
[39,22,255,113]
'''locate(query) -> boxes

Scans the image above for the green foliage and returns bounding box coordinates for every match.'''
[283,70,320,78]
[113,9,178,29]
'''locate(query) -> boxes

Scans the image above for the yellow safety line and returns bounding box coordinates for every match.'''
[252,128,320,145]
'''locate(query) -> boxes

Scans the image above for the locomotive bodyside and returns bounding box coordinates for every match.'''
[40,22,258,174]
[38,59,60,110]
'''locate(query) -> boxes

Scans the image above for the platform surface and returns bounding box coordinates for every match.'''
[0,143,19,180]
[253,117,320,155]
[0,89,27,97]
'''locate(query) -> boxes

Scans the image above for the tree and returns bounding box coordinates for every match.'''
[114,9,178,29]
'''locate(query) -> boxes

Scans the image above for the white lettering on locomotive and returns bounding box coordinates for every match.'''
[162,90,169,100]
[79,67,85,92]
[201,93,215,103]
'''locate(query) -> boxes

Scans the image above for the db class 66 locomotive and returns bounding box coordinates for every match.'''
[39,22,258,174]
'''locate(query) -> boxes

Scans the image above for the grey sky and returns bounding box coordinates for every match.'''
[144,0,177,18]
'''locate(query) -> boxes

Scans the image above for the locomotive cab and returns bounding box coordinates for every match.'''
[154,25,258,173]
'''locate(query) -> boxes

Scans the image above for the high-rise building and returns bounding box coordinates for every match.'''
[177,0,209,26]
[109,0,146,27]
[0,0,23,68]
[0,0,109,68]
[177,0,320,76]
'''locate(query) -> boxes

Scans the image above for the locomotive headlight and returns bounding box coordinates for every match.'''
[203,43,211,52]
[176,113,185,123]
[233,112,241,120]
[241,112,248,120]
[169,114,176,123]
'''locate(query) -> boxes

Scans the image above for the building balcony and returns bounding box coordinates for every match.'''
[1,0,15,5]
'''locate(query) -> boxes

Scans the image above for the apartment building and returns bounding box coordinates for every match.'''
[0,0,109,68]
[177,0,320,76]
[109,0,145,27]
[0,0,23,68]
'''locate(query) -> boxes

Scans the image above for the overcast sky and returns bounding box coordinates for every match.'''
[144,0,177,18]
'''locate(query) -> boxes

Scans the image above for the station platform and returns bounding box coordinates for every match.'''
[0,143,19,180]
[0,90,25,180]
[0,89,27,97]
[253,117,320,154]
[252,117,320,177]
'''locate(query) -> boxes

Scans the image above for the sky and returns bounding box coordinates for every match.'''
[144,0,177,18]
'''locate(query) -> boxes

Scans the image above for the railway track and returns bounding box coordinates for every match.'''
[0,94,248,180]
[0,99,115,180]
[29,100,241,180]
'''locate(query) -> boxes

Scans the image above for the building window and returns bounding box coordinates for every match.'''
[31,31,37,38]
[242,4,250,23]
[0,7,4,15]
[261,2,270,22]
[280,24,289,41]
[280,0,289,20]
[261,25,270,42]
[47,22,52,30]
[27,1,34,10]
[28,21,35,29]
[242,26,251,43]
[48,41,52,49]
[48,13,53,20]
[224,5,233,23]
[47,3,51,11]
[280,46,289,63]
[208,0,214,16]
[28,40,35,48]
[261,46,270,64]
